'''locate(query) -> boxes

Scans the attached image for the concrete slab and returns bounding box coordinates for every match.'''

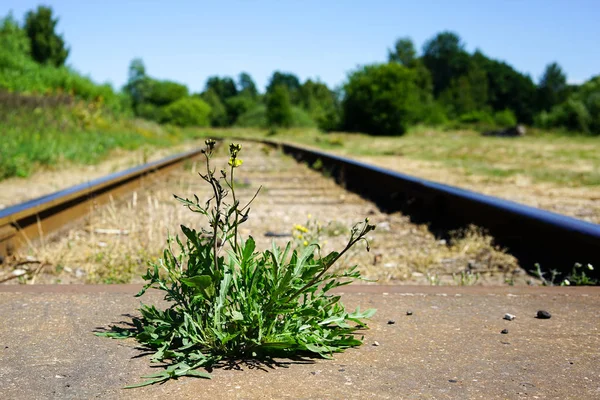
[1,285,599,399]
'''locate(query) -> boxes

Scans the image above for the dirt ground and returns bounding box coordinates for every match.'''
[1,142,533,286]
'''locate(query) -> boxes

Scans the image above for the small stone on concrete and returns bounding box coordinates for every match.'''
[501,329,509,334]
[387,320,396,325]
[536,310,552,319]
[504,313,516,321]
[373,341,380,346]
[406,311,413,316]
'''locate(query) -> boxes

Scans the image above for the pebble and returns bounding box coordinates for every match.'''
[406,311,413,316]
[373,341,380,346]
[501,329,509,334]
[503,313,516,321]
[387,320,396,325]
[536,310,552,319]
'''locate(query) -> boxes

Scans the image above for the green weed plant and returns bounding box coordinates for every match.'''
[98,140,376,388]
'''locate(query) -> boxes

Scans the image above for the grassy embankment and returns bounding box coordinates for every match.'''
[0,95,207,181]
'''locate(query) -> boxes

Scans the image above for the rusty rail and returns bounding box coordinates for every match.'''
[0,148,204,259]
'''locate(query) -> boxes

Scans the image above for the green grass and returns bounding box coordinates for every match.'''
[196,125,600,188]
[0,100,204,180]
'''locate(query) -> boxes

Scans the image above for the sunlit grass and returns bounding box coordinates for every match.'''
[0,103,202,180]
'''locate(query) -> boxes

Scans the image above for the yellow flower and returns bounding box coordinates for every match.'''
[228,158,243,168]
[307,214,312,219]
[303,241,308,246]
[297,234,303,240]
[294,224,309,233]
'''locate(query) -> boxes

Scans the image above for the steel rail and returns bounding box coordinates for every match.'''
[262,139,600,277]
[0,147,205,259]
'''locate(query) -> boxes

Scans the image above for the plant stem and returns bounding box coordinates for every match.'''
[230,164,239,254]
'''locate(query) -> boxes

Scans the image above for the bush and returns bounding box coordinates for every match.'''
[200,89,228,127]
[538,99,590,134]
[225,95,257,125]
[342,63,427,135]
[236,104,316,129]
[535,75,600,135]
[266,85,293,128]
[458,110,494,125]
[135,102,166,123]
[291,106,317,128]
[235,104,268,127]
[144,79,189,107]
[161,97,211,127]
[423,101,448,125]
[494,109,517,127]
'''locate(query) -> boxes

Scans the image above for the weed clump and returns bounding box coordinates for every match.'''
[98,139,375,387]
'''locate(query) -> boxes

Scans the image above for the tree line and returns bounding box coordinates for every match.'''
[2,6,599,135]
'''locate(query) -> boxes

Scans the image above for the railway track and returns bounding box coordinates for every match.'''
[0,138,598,282]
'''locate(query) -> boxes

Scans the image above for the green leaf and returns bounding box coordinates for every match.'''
[319,315,345,326]
[184,369,212,379]
[181,275,212,290]
[242,236,256,261]
[231,311,244,321]
[94,327,134,339]
[349,307,377,319]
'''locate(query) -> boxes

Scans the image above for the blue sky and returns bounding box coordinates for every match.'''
[3,1,599,92]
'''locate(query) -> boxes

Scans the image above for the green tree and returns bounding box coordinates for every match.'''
[473,51,537,123]
[0,14,30,57]
[422,31,469,96]
[125,58,149,109]
[439,60,489,117]
[145,80,189,106]
[205,76,238,101]
[298,79,340,131]
[200,89,228,127]
[162,97,211,127]
[537,62,568,111]
[238,72,258,97]
[388,37,417,67]
[225,95,257,125]
[266,72,301,103]
[266,85,293,128]
[342,63,427,135]
[539,75,600,134]
[24,6,69,66]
